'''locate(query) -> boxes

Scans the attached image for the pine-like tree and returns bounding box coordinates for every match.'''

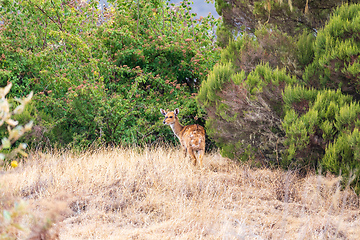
[215,0,357,39]
[303,3,360,99]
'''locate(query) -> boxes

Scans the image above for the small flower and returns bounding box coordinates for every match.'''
[11,160,18,168]
[20,143,27,149]
[13,104,25,115]
[14,91,33,106]
[24,121,33,132]
[0,83,12,98]
[6,118,18,127]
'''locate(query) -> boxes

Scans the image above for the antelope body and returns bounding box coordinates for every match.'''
[160,108,205,167]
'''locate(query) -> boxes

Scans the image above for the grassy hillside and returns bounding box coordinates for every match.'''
[1,147,360,239]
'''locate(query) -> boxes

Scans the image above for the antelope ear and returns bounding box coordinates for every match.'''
[160,108,166,116]
[174,108,179,116]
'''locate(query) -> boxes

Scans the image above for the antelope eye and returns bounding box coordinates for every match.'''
[169,116,173,118]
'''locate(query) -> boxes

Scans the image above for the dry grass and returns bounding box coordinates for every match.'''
[1,147,360,239]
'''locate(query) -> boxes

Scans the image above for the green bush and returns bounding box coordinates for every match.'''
[202,1,360,191]
[282,85,360,188]
[217,27,296,75]
[303,3,360,98]
[0,0,220,148]
[296,30,315,70]
[198,63,296,163]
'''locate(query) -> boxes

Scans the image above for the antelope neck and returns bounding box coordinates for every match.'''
[170,119,184,138]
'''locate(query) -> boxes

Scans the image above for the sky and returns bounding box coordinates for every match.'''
[169,0,219,19]
[98,0,219,19]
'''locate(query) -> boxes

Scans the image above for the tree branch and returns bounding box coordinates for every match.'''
[50,0,64,31]
[26,0,66,32]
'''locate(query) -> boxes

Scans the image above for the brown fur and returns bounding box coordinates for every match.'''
[160,108,205,167]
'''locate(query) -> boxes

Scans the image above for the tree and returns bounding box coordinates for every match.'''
[199,3,360,191]
[198,63,296,163]
[215,0,358,39]
[0,0,220,148]
[303,3,360,100]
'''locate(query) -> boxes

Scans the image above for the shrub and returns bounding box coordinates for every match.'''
[218,27,296,75]
[296,30,316,70]
[204,2,360,191]
[303,3,360,98]
[0,0,220,148]
[198,63,296,164]
[282,85,360,187]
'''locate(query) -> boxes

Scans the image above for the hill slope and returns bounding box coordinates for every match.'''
[1,147,360,239]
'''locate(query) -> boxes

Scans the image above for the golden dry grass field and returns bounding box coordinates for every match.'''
[1,147,360,239]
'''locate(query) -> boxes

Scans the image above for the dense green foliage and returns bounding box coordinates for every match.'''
[303,3,360,99]
[283,4,360,184]
[282,85,360,186]
[199,2,360,191]
[0,0,220,148]
[218,27,296,74]
[198,63,296,163]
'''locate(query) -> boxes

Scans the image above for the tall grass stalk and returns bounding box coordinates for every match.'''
[1,147,359,239]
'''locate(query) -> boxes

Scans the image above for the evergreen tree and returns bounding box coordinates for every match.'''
[303,3,360,99]
[198,63,296,164]
[215,0,358,41]
[199,3,360,191]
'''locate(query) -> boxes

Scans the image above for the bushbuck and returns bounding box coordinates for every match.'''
[160,108,205,167]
